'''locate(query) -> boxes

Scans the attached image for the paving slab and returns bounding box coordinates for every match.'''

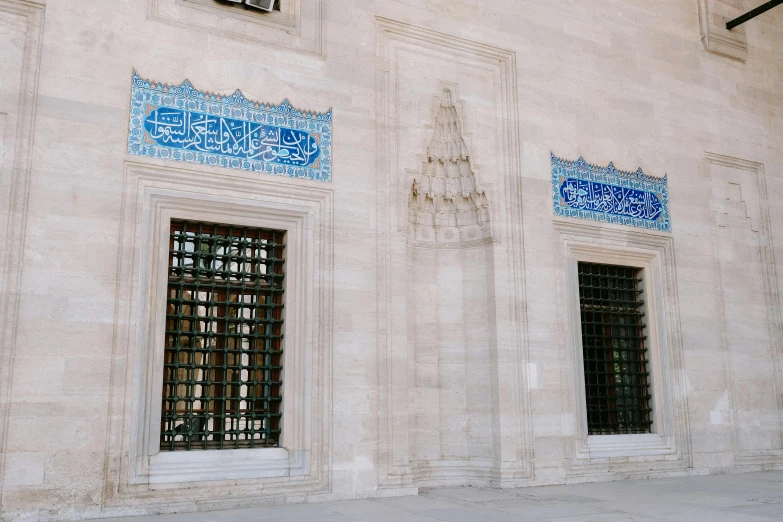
[83,471,783,522]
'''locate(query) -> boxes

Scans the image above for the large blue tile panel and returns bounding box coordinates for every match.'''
[127,71,332,182]
[551,152,670,232]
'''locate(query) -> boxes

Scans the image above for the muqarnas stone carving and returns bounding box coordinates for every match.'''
[408,89,490,243]
[552,153,671,232]
[405,87,497,467]
[127,71,332,182]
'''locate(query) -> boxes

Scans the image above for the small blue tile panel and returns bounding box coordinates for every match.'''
[551,152,670,232]
[127,70,332,182]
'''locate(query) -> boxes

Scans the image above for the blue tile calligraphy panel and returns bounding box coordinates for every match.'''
[128,71,332,181]
[551,152,670,231]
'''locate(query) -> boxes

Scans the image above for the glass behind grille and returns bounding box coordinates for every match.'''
[578,262,652,435]
[161,220,285,451]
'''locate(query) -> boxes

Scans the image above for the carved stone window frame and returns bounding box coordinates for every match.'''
[554,220,692,476]
[148,0,325,57]
[136,199,308,484]
[104,160,332,505]
[184,0,295,30]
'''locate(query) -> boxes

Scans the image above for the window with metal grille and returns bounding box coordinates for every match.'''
[215,0,281,12]
[578,262,652,435]
[161,220,285,451]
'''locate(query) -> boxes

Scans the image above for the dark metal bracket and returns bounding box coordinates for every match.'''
[726,0,782,30]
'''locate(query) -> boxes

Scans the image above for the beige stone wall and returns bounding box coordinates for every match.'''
[0,0,782,520]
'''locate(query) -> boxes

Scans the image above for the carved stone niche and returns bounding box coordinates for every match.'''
[408,88,491,245]
[698,0,748,61]
[405,87,497,480]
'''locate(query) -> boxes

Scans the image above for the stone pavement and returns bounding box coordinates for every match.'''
[87,472,783,521]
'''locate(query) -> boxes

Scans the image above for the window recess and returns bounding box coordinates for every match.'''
[161,219,286,451]
[216,0,281,12]
[578,262,653,435]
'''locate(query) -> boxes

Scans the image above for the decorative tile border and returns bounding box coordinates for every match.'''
[128,71,332,182]
[551,152,670,232]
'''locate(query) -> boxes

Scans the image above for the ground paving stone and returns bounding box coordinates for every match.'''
[83,471,783,521]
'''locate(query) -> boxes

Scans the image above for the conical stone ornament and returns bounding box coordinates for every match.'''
[408,89,490,243]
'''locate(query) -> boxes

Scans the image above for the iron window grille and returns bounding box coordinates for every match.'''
[161,220,285,451]
[577,262,653,435]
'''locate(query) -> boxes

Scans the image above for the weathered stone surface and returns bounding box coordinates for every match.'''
[0,0,782,520]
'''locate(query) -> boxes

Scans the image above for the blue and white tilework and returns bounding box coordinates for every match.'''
[127,71,332,182]
[551,152,670,232]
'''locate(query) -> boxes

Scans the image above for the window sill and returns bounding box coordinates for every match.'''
[577,433,676,459]
[136,447,308,484]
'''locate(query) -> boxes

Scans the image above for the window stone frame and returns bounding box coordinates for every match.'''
[554,220,692,477]
[185,0,294,30]
[104,160,332,504]
[147,0,325,57]
[138,202,306,484]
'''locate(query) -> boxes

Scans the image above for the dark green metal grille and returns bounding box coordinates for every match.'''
[578,262,652,435]
[161,219,285,451]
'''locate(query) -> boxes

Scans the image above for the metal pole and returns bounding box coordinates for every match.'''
[726,0,783,30]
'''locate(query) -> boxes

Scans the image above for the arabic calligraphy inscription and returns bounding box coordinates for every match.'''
[551,153,670,232]
[128,71,332,181]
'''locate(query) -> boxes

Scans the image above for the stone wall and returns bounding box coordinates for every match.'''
[0,0,781,520]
